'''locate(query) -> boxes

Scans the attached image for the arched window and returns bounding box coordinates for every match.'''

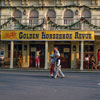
[82,10,91,29]
[47,9,56,22]
[64,9,73,25]
[13,9,22,22]
[13,9,22,29]
[29,9,39,25]
[82,10,91,22]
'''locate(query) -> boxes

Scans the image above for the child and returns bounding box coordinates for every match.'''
[53,47,65,79]
[89,55,98,70]
[50,55,56,77]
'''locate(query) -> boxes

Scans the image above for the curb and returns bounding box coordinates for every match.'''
[0,68,100,73]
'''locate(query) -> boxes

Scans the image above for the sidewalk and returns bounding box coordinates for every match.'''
[0,67,100,73]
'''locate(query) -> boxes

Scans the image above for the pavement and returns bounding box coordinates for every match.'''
[0,67,100,73]
[0,70,100,100]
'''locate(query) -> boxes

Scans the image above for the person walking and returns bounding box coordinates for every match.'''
[97,49,100,66]
[49,54,56,77]
[35,50,41,68]
[53,47,65,79]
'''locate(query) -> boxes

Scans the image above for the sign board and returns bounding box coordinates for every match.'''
[31,48,36,52]
[64,48,70,52]
[1,30,95,41]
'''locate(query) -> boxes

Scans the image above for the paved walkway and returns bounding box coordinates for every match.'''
[0,67,100,73]
[0,71,100,100]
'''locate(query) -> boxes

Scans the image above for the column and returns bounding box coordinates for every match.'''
[80,41,84,70]
[71,42,77,69]
[45,41,48,69]
[80,22,84,70]
[22,42,29,68]
[10,41,14,69]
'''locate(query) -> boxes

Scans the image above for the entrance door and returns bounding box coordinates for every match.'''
[14,44,22,66]
[54,44,71,68]
[30,44,45,68]
[8,44,22,66]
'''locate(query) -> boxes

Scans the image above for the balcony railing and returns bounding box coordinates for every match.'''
[0,18,100,31]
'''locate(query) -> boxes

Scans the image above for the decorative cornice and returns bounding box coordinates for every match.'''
[0,5,100,10]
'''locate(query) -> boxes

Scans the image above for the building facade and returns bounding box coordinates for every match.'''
[0,0,100,70]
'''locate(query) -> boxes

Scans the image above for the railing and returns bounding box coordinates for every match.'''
[0,18,100,31]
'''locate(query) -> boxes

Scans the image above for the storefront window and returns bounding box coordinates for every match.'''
[29,43,45,68]
[8,44,22,58]
[84,45,94,52]
[79,42,94,60]
[79,42,94,52]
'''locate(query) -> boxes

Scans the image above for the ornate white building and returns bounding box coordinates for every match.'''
[0,0,100,70]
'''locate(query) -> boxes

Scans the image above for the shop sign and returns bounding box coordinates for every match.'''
[31,48,36,52]
[64,48,70,52]
[1,30,94,41]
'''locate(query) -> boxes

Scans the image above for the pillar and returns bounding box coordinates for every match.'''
[71,42,76,69]
[71,42,79,69]
[45,41,48,69]
[5,42,8,58]
[10,41,14,69]
[22,42,29,68]
[80,41,84,70]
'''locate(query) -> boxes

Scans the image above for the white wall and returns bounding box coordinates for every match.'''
[0,0,100,23]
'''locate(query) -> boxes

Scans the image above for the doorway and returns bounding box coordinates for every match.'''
[54,43,71,68]
[8,43,22,67]
[30,44,45,68]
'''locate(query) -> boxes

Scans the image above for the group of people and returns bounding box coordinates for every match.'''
[34,47,65,79]
[85,49,100,70]
[50,47,65,79]
[85,55,98,70]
